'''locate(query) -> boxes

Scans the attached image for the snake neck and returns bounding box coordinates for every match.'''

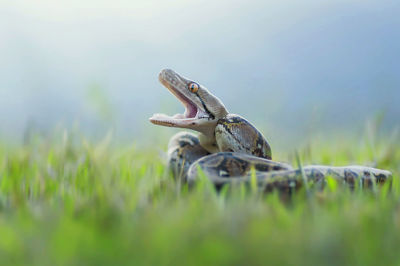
[198,114,272,159]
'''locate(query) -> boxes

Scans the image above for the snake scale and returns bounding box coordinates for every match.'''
[150,69,392,192]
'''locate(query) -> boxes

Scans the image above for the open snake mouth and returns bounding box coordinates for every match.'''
[149,71,207,127]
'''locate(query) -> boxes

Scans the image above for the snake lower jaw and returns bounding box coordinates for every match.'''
[150,114,197,127]
[149,109,213,129]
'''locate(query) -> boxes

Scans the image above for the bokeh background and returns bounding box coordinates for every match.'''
[1,0,399,148]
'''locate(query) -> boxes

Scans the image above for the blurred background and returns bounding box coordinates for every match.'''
[1,0,399,148]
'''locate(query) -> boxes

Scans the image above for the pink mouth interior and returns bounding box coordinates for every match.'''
[149,80,201,126]
[168,84,198,119]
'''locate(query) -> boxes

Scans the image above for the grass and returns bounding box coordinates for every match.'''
[0,128,399,266]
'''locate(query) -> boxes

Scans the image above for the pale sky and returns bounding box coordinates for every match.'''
[1,0,399,144]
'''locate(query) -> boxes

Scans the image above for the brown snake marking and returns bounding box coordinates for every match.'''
[150,69,392,192]
[215,114,272,160]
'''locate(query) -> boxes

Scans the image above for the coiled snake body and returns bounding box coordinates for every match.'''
[150,69,391,192]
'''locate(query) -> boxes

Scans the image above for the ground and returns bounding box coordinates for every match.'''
[0,129,399,266]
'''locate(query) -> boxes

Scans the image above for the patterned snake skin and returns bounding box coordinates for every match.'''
[150,69,392,192]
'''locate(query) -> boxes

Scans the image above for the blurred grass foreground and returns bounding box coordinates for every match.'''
[0,124,399,266]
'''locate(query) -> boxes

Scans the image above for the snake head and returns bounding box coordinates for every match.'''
[150,69,228,137]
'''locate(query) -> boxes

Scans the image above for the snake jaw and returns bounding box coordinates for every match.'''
[149,109,207,128]
[149,70,211,128]
[150,104,210,127]
[150,69,228,138]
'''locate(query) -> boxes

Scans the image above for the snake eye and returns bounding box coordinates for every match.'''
[188,83,199,93]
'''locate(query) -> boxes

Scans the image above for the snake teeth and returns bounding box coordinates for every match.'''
[173,113,186,119]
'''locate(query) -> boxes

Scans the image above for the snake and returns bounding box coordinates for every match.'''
[150,69,392,192]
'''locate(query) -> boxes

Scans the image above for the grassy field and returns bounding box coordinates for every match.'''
[0,127,399,266]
